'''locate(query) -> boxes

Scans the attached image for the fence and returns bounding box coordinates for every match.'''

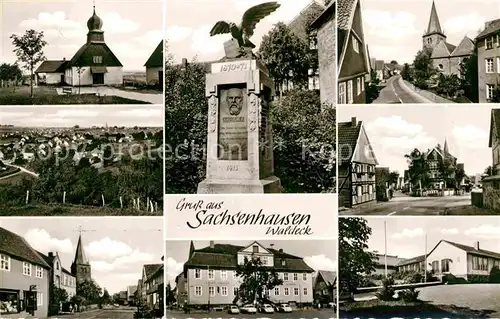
[23,190,161,213]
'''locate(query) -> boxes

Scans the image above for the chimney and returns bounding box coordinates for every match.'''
[270,244,274,248]
[351,117,357,127]
[48,252,53,257]
[474,241,480,250]
[279,248,283,252]
[209,240,215,249]
[63,57,66,61]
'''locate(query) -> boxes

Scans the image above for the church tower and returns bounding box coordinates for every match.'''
[422,1,446,50]
[71,234,92,284]
[86,4,105,43]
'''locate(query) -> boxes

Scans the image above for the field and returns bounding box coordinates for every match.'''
[0,204,163,216]
[0,86,150,104]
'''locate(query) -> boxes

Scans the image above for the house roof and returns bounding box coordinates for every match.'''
[36,250,73,275]
[144,264,163,281]
[431,40,456,58]
[441,240,500,259]
[68,42,123,67]
[476,18,500,40]
[184,243,314,272]
[337,119,362,166]
[337,0,355,30]
[35,60,69,73]
[450,36,474,57]
[289,0,325,42]
[309,0,334,30]
[144,40,163,68]
[317,270,336,286]
[373,253,404,267]
[396,254,426,267]
[488,109,500,147]
[73,234,89,266]
[424,1,445,36]
[0,227,50,269]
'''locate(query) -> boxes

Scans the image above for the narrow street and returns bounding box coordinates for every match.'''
[373,75,428,104]
[339,191,484,216]
[52,307,135,319]
[166,309,335,319]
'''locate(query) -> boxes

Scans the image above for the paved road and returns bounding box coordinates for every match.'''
[2,162,39,178]
[55,87,163,104]
[54,308,135,319]
[340,192,473,216]
[373,76,426,104]
[166,310,336,319]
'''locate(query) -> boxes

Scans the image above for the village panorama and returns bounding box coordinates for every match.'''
[0,123,163,216]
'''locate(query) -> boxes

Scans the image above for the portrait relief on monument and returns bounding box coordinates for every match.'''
[218,84,248,161]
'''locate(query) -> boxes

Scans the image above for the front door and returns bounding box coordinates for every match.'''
[60,74,65,85]
[92,73,104,85]
[158,71,163,89]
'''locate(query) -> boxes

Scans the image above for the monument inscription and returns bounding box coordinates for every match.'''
[218,86,248,160]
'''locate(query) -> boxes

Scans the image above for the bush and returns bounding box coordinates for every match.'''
[489,266,500,283]
[375,277,395,301]
[403,271,423,284]
[468,275,490,283]
[398,288,420,302]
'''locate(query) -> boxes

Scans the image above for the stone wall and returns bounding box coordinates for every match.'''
[317,17,336,105]
[432,56,464,77]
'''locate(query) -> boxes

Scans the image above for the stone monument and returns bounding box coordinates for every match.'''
[197,2,282,194]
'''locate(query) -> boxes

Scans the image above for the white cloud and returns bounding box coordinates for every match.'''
[366,116,424,138]
[52,110,100,118]
[452,125,488,149]
[191,25,228,55]
[90,249,154,272]
[0,112,35,119]
[304,255,336,271]
[24,229,73,254]
[392,228,425,239]
[134,29,164,47]
[443,12,485,35]
[166,25,192,43]
[234,0,312,24]
[165,257,184,285]
[86,237,133,259]
[116,108,163,118]
[19,12,85,39]
[441,228,459,235]
[465,225,500,239]
[109,42,149,59]
[363,9,418,39]
[101,13,140,34]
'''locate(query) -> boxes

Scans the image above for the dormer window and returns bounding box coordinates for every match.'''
[486,37,494,50]
[93,56,103,64]
[281,259,286,266]
[252,245,259,253]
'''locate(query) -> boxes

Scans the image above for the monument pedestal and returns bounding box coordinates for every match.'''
[197,57,281,194]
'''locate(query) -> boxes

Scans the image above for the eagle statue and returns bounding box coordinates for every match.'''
[209,2,281,56]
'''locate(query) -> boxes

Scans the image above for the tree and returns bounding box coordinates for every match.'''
[0,63,22,88]
[412,47,435,89]
[165,283,176,306]
[10,29,47,97]
[388,171,400,187]
[401,63,412,81]
[76,280,102,305]
[339,218,376,296]
[437,155,456,188]
[390,60,398,65]
[454,165,466,189]
[435,73,461,98]
[365,69,381,103]
[489,266,500,283]
[235,256,283,304]
[100,289,111,306]
[485,165,497,177]
[50,286,69,315]
[459,47,478,102]
[405,148,430,189]
[258,22,311,96]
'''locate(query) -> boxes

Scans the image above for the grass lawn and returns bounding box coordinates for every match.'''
[340,300,494,319]
[0,204,163,216]
[0,86,150,104]
[443,205,500,215]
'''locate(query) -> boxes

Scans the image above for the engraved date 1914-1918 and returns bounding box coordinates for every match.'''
[226,164,239,172]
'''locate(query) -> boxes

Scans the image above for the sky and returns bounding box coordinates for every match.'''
[1,0,163,71]
[0,217,163,294]
[0,105,163,127]
[337,105,495,176]
[365,217,500,259]
[165,0,326,63]
[165,240,337,287]
[361,0,500,64]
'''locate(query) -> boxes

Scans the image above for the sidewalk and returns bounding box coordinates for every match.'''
[399,78,456,104]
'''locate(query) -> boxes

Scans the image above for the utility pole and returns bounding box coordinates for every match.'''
[207,265,210,313]
[424,232,428,283]
[384,221,388,279]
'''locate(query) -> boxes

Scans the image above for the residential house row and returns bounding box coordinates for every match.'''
[135,260,164,314]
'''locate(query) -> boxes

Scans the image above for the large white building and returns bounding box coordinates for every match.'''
[35,5,123,86]
[176,241,315,309]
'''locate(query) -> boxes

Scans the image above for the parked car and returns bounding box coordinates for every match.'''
[240,304,257,314]
[277,303,292,313]
[258,304,274,313]
[228,305,240,314]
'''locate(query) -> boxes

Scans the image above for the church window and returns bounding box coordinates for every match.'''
[486,58,494,73]
[427,38,432,44]
[347,80,353,103]
[356,77,361,95]
[338,82,346,104]
[486,37,494,49]
[93,56,103,64]
[487,84,495,100]
[352,37,359,53]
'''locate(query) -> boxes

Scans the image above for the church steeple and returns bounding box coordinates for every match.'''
[86,1,105,43]
[71,233,92,284]
[443,138,449,154]
[423,1,446,50]
[73,234,89,265]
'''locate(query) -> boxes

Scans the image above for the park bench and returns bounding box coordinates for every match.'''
[62,87,73,95]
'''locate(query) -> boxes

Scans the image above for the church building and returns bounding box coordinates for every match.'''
[35,4,123,86]
[422,1,474,77]
[71,234,92,285]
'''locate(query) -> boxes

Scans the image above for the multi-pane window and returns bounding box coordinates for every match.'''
[194,269,201,279]
[348,80,353,103]
[338,82,346,104]
[352,36,359,53]
[208,269,214,280]
[283,273,289,281]
[486,58,494,73]
[23,262,32,276]
[302,273,307,281]
[441,259,450,272]
[486,37,494,49]
[221,287,228,296]
[431,260,439,272]
[284,288,290,296]
[274,287,280,296]
[221,270,227,280]
[36,266,43,278]
[303,288,308,296]
[0,254,10,271]
[293,273,298,281]
[209,286,215,296]
[253,245,259,253]
[233,287,239,296]
[93,56,103,63]
[497,57,500,74]
[195,286,202,296]
[472,256,488,271]
[487,84,495,100]
[294,288,299,296]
